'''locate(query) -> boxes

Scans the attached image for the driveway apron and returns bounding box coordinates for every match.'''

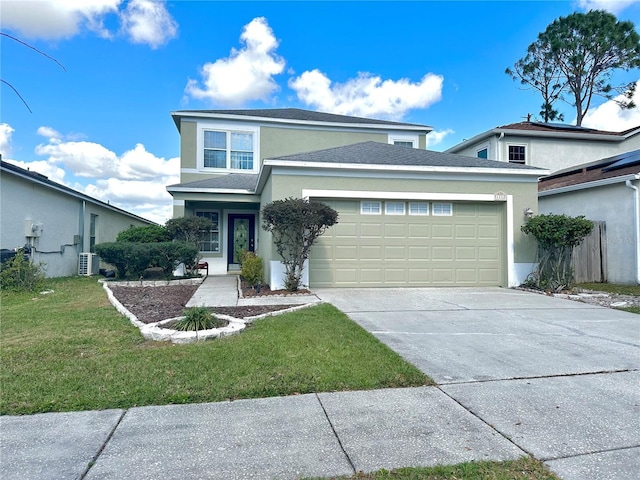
[315,287,640,480]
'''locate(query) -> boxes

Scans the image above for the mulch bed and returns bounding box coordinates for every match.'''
[109,283,302,324]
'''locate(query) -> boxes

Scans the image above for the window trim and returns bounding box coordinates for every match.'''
[388,134,419,148]
[507,144,526,164]
[432,202,453,216]
[476,146,489,159]
[408,202,429,216]
[385,201,406,215]
[360,201,382,215]
[195,210,221,253]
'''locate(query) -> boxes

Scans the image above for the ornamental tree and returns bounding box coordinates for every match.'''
[521,214,594,291]
[507,10,640,125]
[262,198,338,291]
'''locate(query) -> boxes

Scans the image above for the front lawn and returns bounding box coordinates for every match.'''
[1,277,430,415]
[311,457,560,479]
[578,282,640,296]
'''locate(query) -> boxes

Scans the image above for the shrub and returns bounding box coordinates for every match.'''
[0,251,46,292]
[173,307,223,331]
[95,242,198,279]
[262,198,338,291]
[521,214,594,291]
[240,251,263,288]
[116,225,170,243]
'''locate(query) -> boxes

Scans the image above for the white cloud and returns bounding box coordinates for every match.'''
[576,0,639,14]
[289,70,444,120]
[425,129,455,148]
[0,123,15,157]
[0,0,120,40]
[120,0,177,49]
[185,17,285,106]
[581,79,640,131]
[0,0,177,48]
[27,128,179,223]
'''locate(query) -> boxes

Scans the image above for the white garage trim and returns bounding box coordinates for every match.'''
[303,189,519,287]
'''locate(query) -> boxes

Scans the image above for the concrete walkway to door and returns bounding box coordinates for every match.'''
[314,287,640,480]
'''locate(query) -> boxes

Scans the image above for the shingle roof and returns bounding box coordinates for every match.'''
[538,149,640,191]
[167,174,258,191]
[269,141,544,170]
[173,108,429,128]
[498,121,631,136]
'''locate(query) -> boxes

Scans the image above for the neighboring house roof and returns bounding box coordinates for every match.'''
[171,108,432,132]
[538,149,640,193]
[1,160,155,224]
[446,121,640,153]
[168,142,547,195]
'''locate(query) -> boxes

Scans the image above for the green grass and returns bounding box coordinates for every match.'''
[1,277,431,415]
[309,457,560,479]
[578,282,640,296]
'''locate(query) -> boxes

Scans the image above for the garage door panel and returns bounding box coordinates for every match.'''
[408,246,429,260]
[335,222,358,237]
[432,224,453,239]
[360,245,382,259]
[384,246,406,259]
[432,246,453,260]
[309,200,504,287]
[360,223,383,237]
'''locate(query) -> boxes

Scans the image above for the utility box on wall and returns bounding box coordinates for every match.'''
[24,220,43,237]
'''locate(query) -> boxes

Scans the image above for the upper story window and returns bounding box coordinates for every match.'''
[477,148,488,159]
[389,134,418,148]
[203,130,254,170]
[508,145,526,164]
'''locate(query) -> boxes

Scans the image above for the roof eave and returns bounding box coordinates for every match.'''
[170,111,432,133]
[263,159,549,176]
[539,173,640,196]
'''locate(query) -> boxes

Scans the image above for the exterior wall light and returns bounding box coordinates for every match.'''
[523,207,534,218]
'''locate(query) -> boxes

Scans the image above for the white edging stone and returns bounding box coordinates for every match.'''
[100,278,246,344]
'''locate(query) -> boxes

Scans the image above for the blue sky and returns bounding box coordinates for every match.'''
[1,0,639,224]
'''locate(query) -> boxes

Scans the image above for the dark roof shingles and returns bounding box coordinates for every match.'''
[174,108,429,128]
[270,141,544,170]
[168,174,258,191]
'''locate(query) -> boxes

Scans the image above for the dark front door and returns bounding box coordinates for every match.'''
[228,214,255,269]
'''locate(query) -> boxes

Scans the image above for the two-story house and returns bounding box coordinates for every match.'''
[445,121,640,173]
[167,109,547,289]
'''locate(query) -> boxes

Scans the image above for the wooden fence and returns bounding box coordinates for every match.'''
[572,221,607,283]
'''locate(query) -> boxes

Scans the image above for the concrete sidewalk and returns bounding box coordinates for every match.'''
[1,387,525,480]
[186,275,321,308]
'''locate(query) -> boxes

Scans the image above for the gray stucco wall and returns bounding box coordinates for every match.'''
[1,173,152,277]
[539,180,640,284]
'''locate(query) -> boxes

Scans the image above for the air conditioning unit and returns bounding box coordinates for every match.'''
[78,253,99,276]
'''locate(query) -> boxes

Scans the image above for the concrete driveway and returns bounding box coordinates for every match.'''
[315,287,640,480]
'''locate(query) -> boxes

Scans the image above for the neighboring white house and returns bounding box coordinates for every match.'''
[446,121,640,173]
[538,150,640,285]
[1,160,154,277]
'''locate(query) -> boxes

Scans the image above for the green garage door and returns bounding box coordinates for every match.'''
[309,199,505,287]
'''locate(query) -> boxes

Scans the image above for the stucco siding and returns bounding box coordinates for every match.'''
[539,181,639,284]
[260,126,388,160]
[1,173,151,277]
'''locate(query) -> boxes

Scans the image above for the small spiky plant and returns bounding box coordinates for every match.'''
[173,306,222,332]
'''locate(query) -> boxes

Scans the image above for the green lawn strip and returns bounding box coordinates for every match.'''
[307,457,560,480]
[1,277,430,415]
[619,306,640,314]
[578,282,640,297]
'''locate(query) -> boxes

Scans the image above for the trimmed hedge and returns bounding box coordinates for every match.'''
[94,242,198,279]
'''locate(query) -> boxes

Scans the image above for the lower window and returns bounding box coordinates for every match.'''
[195,211,220,252]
